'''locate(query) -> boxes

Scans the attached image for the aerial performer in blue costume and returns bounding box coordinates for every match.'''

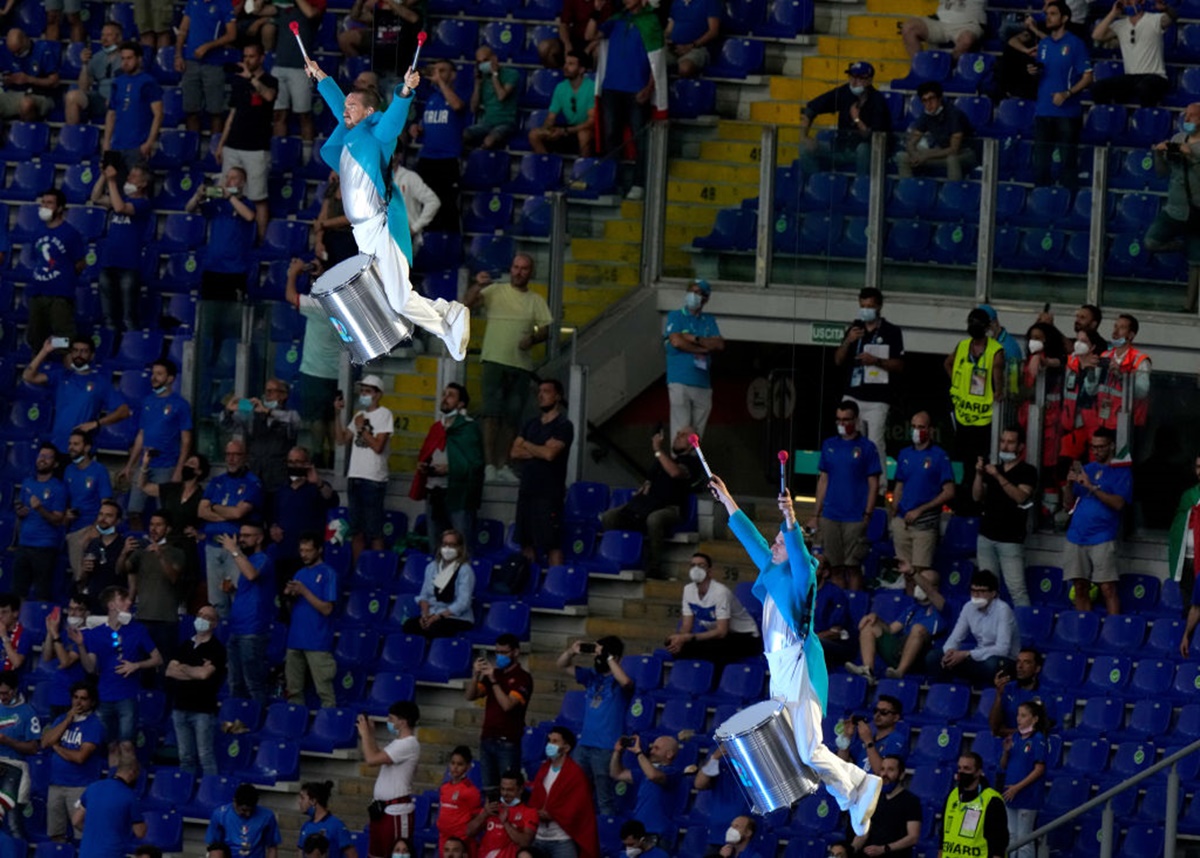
[304,58,471,361]
[708,474,882,836]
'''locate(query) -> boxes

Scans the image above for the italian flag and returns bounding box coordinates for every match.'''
[594,9,670,119]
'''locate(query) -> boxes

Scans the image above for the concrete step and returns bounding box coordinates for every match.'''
[866,0,936,13]
[562,261,641,286]
[669,160,762,184]
[666,180,755,207]
[698,139,798,166]
[816,34,912,61]
[847,14,909,38]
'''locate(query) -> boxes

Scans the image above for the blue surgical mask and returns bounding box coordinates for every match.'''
[1110,337,1127,349]
[479,60,492,74]
[849,85,865,96]
[684,292,703,311]
[262,399,278,410]
[72,455,86,465]
[358,394,373,407]
[97,525,116,536]
[386,721,398,735]
[153,384,168,395]
[501,796,519,806]
[1185,121,1198,135]
[102,43,119,53]
[545,742,559,758]
[194,618,211,634]
[1123,3,1138,13]
[495,654,512,669]
[858,307,877,322]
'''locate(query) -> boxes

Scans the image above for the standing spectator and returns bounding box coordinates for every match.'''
[135,0,175,48]
[939,753,1008,858]
[410,383,485,542]
[91,165,155,333]
[297,780,357,858]
[945,308,1007,508]
[120,359,194,531]
[609,734,680,832]
[24,189,85,348]
[512,379,575,567]
[592,0,668,200]
[1147,103,1200,313]
[1064,428,1131,614]
[978,304,1025,367]
[283,534,338,708]
[466,770,539,857]
[891,412,955,575]
[186,168,258,304]
[529,727,600,858]
[1091,0,1175,107]
[403,530,476,639]
[176,0,238,134]
[166,604,225,777]
[120,512,188,661]
[988,648,1044,737]
[270,447,338,581]
[42,681,104,843]
[285,260,345,467]
[219,380,301,515]
[1031,2,1092,189]
[358,702,421,858]
[0,29,60,121]
[834,287,905,475]
[13,443,68,602]
[663,552,761,664]
[73,586,163,765]
[207,784,282,858]
[663,279,724,440]
[466,635,533,792]
[1172,454,1200,615]
[973,429,1037,607]
[465,46,522,150]
[808,401,880,591]
[836,695,908,776]
[926,569,1020,686]
[268,0,326,144]
[79,500,127,609]
[665,0,719,78]
[216,42,277,239]
[556,638,632,816]
[1095,314,1151,432]
[221,522,275,704]
[618,822,667,858]
[436,747,482,855]
[39,598,90,713]
[413,60,468,233]
[463,257,554,482]
[199,439,264,619]
[849,756,921,858]
[693,748,751,852]
[46,0,86,44]
[998,700,1049,858]
[798,62,892,177]
[136,452,208,588]
[600,427,701,579]
[333,376,393,559]
[896,81,976,180]
[21,337,129,469]
[0,669,41,834]
[847,567,948,681]
[64,22,125,126]
[73,754,146,858]
[1057,328,1107,480]
[391,159,441,250]
[529,52,595,155]
[561,0,611,60]
[900,0,986,59]
[102,42,164,174]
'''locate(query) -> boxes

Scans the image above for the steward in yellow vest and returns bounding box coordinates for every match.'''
[939,753,1008,858]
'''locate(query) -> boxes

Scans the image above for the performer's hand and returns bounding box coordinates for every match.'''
[403,68,420,92]
[304,56,326,81]
[778,492,796,528]
[708,475,737,514]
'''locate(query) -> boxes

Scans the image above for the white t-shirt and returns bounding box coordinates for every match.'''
[374,734,419,801]
[681,580,759,636]
[936,0,985,27]
[347,406,394,483]
[1111,14,1168,77]
[536,765,571,841]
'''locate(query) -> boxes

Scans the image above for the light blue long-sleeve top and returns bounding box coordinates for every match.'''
[416,560,476,624]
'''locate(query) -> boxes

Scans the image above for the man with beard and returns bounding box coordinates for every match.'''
[989,648,1044,737]
[410,384,485,543]
[511,380,574,567]
[939,753,1008,858]
[269,447,338,583]
[62,430,113,583]
[851,755,921,858]
[13,444,68,601]
[198,440,264,619]
[119,512,187,663]
[22,337,130,454]
[79,500,127,610]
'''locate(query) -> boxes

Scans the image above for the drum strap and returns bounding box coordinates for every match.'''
[795,584,815,641]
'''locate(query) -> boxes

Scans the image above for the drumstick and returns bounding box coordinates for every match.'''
[777,450,789,495]
[409,31,427,73]
[288,21,312,65]
[688,433,713,480]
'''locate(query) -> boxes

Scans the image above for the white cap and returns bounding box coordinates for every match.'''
[359,374,384,391]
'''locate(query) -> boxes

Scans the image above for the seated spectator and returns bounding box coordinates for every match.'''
[91,165,154,334]
[436,747,482,855]
[555,637,632,816]
[166,604,225,777]
[836,694,907,776]
[1091,0,1175,107]
[926,569,1019,686]
[410,384,484,544]
[24,189,86,349]
[811,552,855,670]
[219,379,300,513]
[65,22,125,125]
[0,28,61,121]
[0,668,41,836]
[403,530,476,639]
[206,783,282,858]
[13,443,68,602]
[333,377,393,559]
[297,780,356,858]
[1064,427,1131,615]
[529,726,600,858]
[121,512,188,661]
[848,565,947,682]
[222,522,276,704]
[465,770,538,855]
[465,46,522,150]
[799,62,892,177]
[73,753,146,858]
[0,598,30,675]
[412,61,467,233]
[72,585,163,765]
[283,534,338,708]
[849,755,921,858]
[602,427,701,579]
[529,52,595,155]
[39,597,90,712]
[1147,103,1200,313]
[199,439,264,619]
[79,500,126,609]
[270,447,338,580]
[41,680,105,843]
[693,747,751,851]
[663,551,761,665]
[103,42,164,175]
[177,0,237,133]
[619,821,668,858]
[666,0,720,78]
[609,734,680,831]
[999,700,1050,858]
[900,0,986,59]
[705,815,765,858]
[896,82,976,180]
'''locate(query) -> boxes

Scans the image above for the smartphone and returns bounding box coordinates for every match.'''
[578,642,596,654]
[100,150,121,170]
[1043,301,1051,314]
[652,422,664,437]
[486,789,500,804]
[205,186,226,199]
[619,736,635,749]
[50,336,70,349]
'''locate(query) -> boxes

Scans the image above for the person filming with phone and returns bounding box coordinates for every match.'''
[1147,102,1200,312]
[466,635,532,793]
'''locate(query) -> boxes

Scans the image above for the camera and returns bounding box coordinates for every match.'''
[850,319,866,330]
[619,736,635,749]
[578,642,596,654]
[205,186,227,199]
[100,150,122,170]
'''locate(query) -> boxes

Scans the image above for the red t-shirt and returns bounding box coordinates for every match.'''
[477,802,539,858]
[438,778,482,850]
[479,666,533,742]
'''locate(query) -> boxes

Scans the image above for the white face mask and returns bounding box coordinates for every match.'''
[970,597,989,610]
[849,84,865,96]
[67,615,84,628]
[1073,340,1090,356]
[688,566,707,583]
[1028,339,1044,355]
[858,307,877,323]
[725,827,742,845]
[123,182,139,196]
[358,394,373,408]
[194,617,212,634]
[913,585,928,603]
[117,611,133,625]
[37,206,54,222]
[625,849,642,858]
[836,423,849,437]
[998,451,1017,463]
[439,546,458,562]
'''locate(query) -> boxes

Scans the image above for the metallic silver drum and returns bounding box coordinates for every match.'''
[311,254,411,365]
[713,699,820,815]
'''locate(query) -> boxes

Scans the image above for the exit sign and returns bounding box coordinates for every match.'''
[810,322,845,345]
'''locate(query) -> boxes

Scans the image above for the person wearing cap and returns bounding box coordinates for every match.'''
[798,62,891,176]
[896,81,976,181]
[945,309,1006,512]
[663,279,724,441]
[978,305,1024,365]
[334,376,394,559]
[900,0,986,60]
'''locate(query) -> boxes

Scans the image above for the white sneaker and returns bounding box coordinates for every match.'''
[845,662,874,683]
[849,774,882,837]
[442,301,470,361]
[495,465,519,484]
[625,185,645,201]
[485,464,498,482]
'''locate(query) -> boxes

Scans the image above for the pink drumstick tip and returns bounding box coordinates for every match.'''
[417,30,428,46]
[688,433,700,448]
[777,450,789,464]
[289,20,300,35]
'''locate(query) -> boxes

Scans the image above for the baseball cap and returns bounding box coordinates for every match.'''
[845,61,875,78]
[694,278,712,297]
[359,374,384,391]
[976,303,998,321]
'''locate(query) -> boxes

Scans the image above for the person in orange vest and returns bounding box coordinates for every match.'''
[1095,313,1151,431]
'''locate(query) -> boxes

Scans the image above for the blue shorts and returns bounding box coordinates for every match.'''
[99,697,137,744]
[348,477,387,541]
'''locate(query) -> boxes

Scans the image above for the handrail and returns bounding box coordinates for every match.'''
[1008,736,1200,857]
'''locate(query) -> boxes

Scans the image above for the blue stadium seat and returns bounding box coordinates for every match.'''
[564,482,611,523]
[463,192,514,233]
[467,235,515,276]
[9,203,44,243]
[700,662,765,707]
[397,554,429,595]
[825,673,867,717]
[1157,579,1184,619]
[334,629,381,668]
[796,213,844,254]
[1041,650,1086,689]
[886,177,938,218]
[1081,104,1126,145]
[796,172,848,213]
[1110,192,1161,233]
[156,169,202,210]
[1013,185,1072,227]
[59,161,99,204]
[216,698,263,734]
[1014,605,1054,651]
[245,740,300,786]
[891,50,953,89]
[933,180,981,220]
[413,231,464,273]
[299,707,358,753]
[945,52,994,94]
[424,18,479,60]
[377,633,426,673]
[150,130,199,168]
[521,67,561,109]
[0,398,53,443]
[581,530,644,575]
[270,136,303,175]
[523,0,560,19]
[470,518,506,561]
[0,122,49,161]
[355,550,399,589]
[707,38,766,78]
[527,565,588,610]
[1172,663,1200,702]
[1167,66,1200,108]
[468,602,532,644]
[567,157,618,199]
[623,655,664,694]
[109,329,165,370]
[1099,614,1147,653]
[1049,610,1102,652]
[909,683,970,726]
[337,589,390,630]
[161,86,184,128]
[1113,149,1167,191]
[385,595,419,631]
[1014,228,1065,270]
[1,161,55,202]
[930,222,978,265]
[504,154,563,194]
[752,0,814,37]
[1121,107,1172,148]
[907,766,952,805]
[261,702,308,741]
[1025,565,1069,608]
[909,724,963,767]
[1085,655,1133,698]
[670,78,717,119]
[362,673,416,716]
[413,636,472,683]
[1062,736,1110,777]
[481,22,526,61]
[1118,573,1161,614]
[1120,698,1171,741]
[268,176,306,217]
[1107,232,1150,277]
[985,98,1035,137]
[1105,741,1156,788]
[659,698,706,734]
[554,689,587,733]
[560,523,598,565]
[953,95,992,132]
[656,659,715,700]
[143,767,196,811]
[1143,619,1185,661]
[511,196,553,237]
[259,220,311,260]
[151,46,181,84]
[884,220,932,261]
[47,124,99,164]
[461,150,509,192]
[139,810,184,852]
[723,0,766,32]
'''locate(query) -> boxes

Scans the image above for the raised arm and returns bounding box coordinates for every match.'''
[374,69,421,144]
